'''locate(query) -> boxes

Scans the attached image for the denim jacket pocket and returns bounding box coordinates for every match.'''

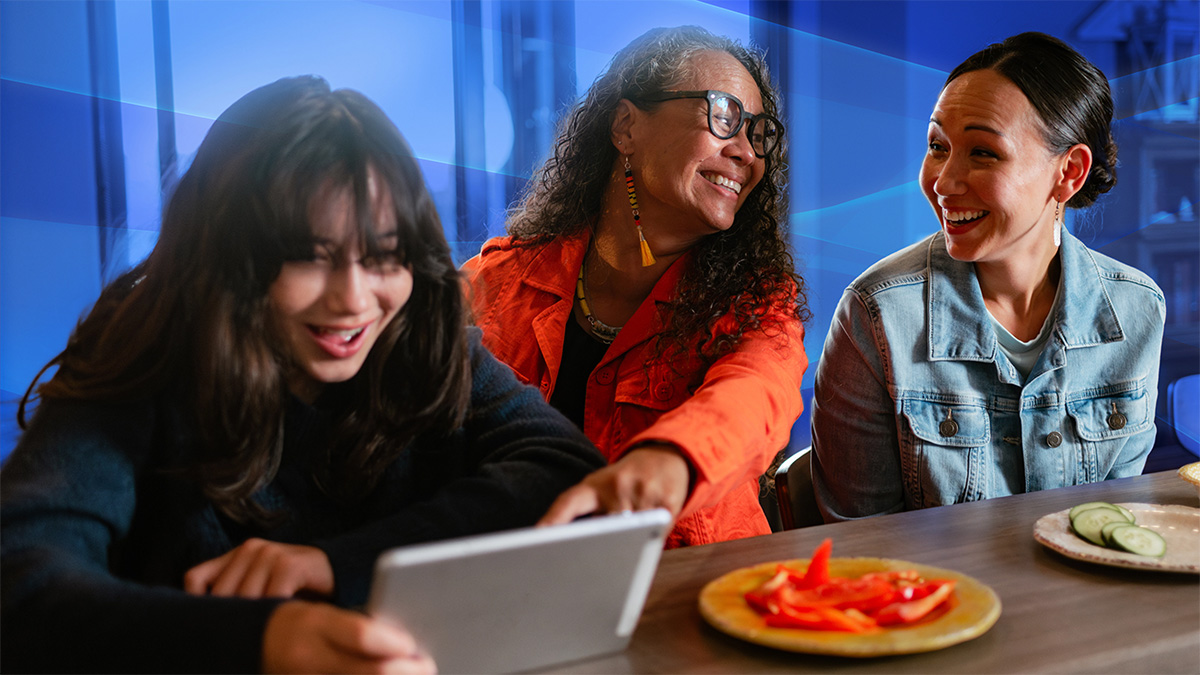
[1065,383,1152,481]
[1065,384,1152,441]
[899,398,991,508]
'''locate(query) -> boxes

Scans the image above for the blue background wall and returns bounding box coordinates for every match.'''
[2,0,1197,463]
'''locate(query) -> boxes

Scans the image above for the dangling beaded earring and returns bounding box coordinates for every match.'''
[625,157,656,267]
[1053,199,1062,247]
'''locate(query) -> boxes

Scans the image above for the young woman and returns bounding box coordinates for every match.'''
[464,27,809,547]
[810,33,1165,521]
[0,76,605,673]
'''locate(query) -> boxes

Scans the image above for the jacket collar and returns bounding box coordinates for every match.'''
[926,230,1124,364]
[1052,231,1124,348]
[520,229,590,300]
[519,228,692,360]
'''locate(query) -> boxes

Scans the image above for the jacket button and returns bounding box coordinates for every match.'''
[653,382,674,401]
[938,419,959,437]
[1046,431,1063,447]
[1107,412,1127,430]
[595,368,614,385]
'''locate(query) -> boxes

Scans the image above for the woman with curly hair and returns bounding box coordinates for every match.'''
[1,76,604,673]
[464,26,809,547]
[810,33,1165,521]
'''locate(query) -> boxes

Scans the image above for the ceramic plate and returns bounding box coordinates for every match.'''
[698,558,1001,658]
[1033,502,1200,573]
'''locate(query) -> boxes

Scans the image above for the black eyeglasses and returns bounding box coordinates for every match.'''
[635,89,783,159]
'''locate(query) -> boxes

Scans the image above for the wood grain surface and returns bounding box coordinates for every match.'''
[540,471,1200,674]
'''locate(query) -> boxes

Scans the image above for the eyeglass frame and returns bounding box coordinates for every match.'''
[632,89,784,160]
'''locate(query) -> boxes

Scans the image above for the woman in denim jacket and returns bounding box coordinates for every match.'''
[810,33,1165,521]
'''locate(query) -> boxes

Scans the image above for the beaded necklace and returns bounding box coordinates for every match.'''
[575,262,621,344]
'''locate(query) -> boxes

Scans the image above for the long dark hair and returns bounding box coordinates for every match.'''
[508,26,808,370]
[20,76,471,524]
[946,32,1118,208]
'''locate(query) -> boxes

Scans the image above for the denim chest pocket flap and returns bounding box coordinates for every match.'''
[1065,386,1151,442]
[901,399,990,447]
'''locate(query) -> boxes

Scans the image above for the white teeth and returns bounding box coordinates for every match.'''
[944,209,987,223]
[321,327,364,343]
[703,172,742,194]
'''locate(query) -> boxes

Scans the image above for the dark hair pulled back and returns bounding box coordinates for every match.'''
[946,31,1118,207]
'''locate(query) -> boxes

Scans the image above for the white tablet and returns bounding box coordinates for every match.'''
[366,509,672,674]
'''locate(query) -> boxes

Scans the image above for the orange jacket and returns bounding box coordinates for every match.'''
[462,231,807,547]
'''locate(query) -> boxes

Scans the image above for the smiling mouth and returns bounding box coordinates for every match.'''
[944,209,989,226]
[306,323,372,359]
[702,172,742,195]
[310,325,366,344]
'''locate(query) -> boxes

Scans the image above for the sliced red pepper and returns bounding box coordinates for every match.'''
[765,604,877,632]
[744,540,958,633]
[896,580,945,603]
[797,538,832,589]
[840,608,882,632]
[874,579,956,626]
[743,590,771,614]
[764,604,834,630]
[743,567,792,614]
[814,606,879,633]
[778,575,899,612]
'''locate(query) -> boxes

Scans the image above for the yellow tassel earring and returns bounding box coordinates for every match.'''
[625,157,655,267]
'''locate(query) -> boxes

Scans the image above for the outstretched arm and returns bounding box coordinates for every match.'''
[312,329,607,606]
[544,306,807,526]
[537,443,690,525]
[634,311,806,519]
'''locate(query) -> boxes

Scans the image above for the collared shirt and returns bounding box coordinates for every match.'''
[463,230,808,547]
[811,231,1165,521]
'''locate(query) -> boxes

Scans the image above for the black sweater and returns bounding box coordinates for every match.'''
[0,331,605,673]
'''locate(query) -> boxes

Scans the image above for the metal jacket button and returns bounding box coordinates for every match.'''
[1107,402,1126,430]
[595,368,614,385]
[1046,431,1063,447]
[939,409,958,437]
[653,382,674,401]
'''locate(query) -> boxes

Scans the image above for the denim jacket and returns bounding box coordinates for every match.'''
[811,231,1165,521]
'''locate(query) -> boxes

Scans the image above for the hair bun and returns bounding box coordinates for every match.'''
[1070,135,1118,207]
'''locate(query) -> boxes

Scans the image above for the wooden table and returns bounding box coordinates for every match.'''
[552,471,1200,674]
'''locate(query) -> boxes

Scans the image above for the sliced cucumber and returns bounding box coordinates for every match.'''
[1069,501,1134,522]
[1100,521,1130,546]
[1107,524,1167,558]
[1071,506,1134,546]
[1065,501,1166,557]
